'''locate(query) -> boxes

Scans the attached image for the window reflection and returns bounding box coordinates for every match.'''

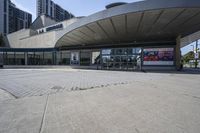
[101,48,141,70]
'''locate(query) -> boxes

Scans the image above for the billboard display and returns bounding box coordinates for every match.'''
[143,48,174,66]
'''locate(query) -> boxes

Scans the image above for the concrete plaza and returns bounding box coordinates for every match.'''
[0,69,200,133]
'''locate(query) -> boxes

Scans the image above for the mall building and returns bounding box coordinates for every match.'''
[1,0,200,71]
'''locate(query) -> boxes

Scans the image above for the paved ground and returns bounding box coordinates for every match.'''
[0,88,15,102]
[0,69,200,133]
[0,69,164,98]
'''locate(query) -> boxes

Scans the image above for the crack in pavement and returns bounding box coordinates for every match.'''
[0,87,18,99]
[39,94,49,133]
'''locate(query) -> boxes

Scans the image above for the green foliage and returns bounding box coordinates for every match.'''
[183,51,200,64]
[183,51,194,63]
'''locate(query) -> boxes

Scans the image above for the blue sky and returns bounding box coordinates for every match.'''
[11,0,199,55]
[11,0,141,20]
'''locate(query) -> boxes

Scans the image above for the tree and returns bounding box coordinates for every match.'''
[183,51,200,66]
[0,33,4,47]
[183,51,194,64]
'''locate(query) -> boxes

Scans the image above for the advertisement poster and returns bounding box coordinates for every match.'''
[71,52,79,65]
[143,48,174,65]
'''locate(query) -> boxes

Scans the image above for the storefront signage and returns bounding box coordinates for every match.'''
[46,24,63,32]
[37,24,63,34]
[143,48,174,66]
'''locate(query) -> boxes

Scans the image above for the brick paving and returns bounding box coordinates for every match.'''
[0,69,148,98]
[0,69,200,99]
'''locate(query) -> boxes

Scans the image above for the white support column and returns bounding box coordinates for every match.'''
[176,36,181,70]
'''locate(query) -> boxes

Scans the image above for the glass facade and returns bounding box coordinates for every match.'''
[15,52,25,65]
[0,47,175,70]
[55,51,71,65]
[43,52,53,65]
[80,51,91,66]
[34,52,44,65]
[101,48,141,70]
[70,52,80,65]
[91,52,101,65]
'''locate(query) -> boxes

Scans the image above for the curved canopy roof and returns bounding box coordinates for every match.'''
[55,0,200,48]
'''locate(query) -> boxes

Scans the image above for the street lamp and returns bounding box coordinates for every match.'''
[191,45,194,52]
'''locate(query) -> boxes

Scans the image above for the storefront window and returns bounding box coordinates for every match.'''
[115,49,126,55]
[44,52,53,65]
[56,52,61,65]
[102,49,111,55]
[35,52,44,65]
[6,52,15,65]
[28,52,35,65]
[71,52,79,65]
[91,51,100,65]
[101,48,142,70]
[80,51,91,66]
[15,52,25,65]
[60,51,70,65]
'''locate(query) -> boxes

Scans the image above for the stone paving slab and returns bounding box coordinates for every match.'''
[0,96,46,133]
[0,88,15,102]
[0,69,200,133]
[41,79,200,133]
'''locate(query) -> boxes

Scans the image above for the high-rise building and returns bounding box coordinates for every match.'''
[37,0,74,22]
[0,0,32,35]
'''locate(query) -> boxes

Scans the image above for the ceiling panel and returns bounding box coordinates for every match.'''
[57,7,200,47]
[98,19,117,39]
[57,37,77,47]
[111,15,126,35]
[139,10,163,35]
[179,10,200,35]
[87,22,111,42]
[150,8,185,34]
[164,8,200,33]
[127,12,143,35]
[72,30,92,43]
[65,34,84,44]
[78,26,96,39]
[87,22,107,39]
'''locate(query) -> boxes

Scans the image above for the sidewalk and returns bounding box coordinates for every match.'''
[0,88,15,102]
[0,74,200,133]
